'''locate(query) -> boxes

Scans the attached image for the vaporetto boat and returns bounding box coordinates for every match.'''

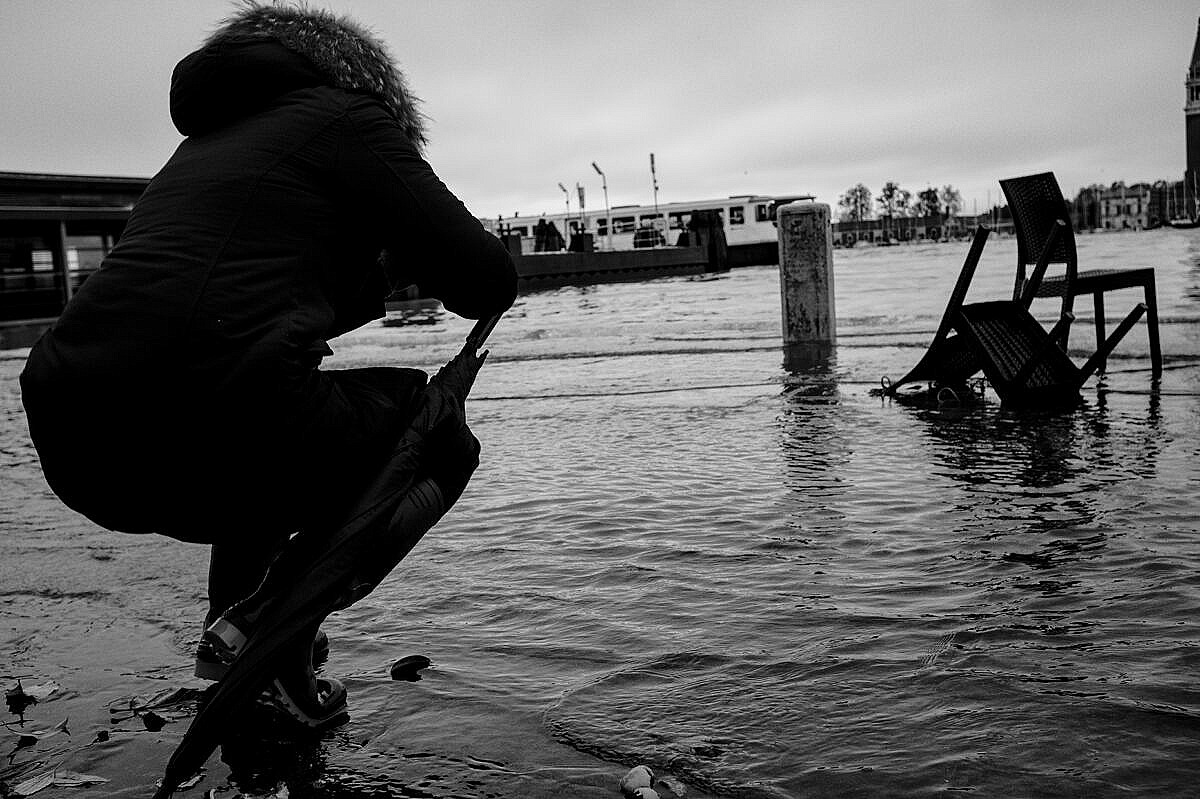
[484,193,813,258]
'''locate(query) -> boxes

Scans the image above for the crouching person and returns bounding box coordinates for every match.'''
[20,2,516,731]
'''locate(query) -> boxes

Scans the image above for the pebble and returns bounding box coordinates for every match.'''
[619,765,654,797]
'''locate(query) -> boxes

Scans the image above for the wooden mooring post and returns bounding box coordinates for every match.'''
[777,201,836,369]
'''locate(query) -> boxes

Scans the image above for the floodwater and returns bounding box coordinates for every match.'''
[2,228,1199,798]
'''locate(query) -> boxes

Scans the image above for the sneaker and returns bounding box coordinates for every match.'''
[258,675,348,733]
[195,625,330,681]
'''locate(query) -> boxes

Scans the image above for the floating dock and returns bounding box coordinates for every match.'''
[513,245,708,290]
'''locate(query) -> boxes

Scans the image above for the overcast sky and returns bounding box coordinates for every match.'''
[2,1,1197,219]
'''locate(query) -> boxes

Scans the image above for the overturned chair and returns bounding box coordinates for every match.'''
[886,224,1147,408]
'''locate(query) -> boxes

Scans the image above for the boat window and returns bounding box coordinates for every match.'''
[755,204,771,222]
[638,214,662,225]
[729,206,744,225]
[612,216,636,233]
[596,218,608,235]
[0,229,59,314]
[2,240,39,274]
[668,212,689,230]
[64,233,106,273]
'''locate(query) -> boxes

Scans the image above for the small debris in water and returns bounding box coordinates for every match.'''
[389,655,432,681]
[10,770,108,796]
[5,717,71,756]
[3,680,59,719]
[6,681,35,717]
[109,686,207,723]
[654,776,687,797]
[142,710,167,732]
[176,770,205,789]
[619,765,654,797]
[618,765,687,798]
[9,770,55,797]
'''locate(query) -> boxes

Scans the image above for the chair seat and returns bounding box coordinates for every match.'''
[958,302,1077,390]
[1029,267,1155,298]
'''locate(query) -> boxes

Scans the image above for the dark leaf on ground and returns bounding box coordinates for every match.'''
[4,683,36,718]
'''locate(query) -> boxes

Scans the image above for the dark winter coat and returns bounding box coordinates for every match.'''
[20,5,516,543]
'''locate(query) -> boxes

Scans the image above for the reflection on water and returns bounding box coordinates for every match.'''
[1186,238,1200,302]
[220,732,326,797]
[778,352,847,534]
[923,406,1087,489]
[764,373,1197,795]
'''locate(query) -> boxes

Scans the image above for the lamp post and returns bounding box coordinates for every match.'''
[576,183,585,223]
[557,182,572,248]
[557,181,571,228]
[592,161,611,251]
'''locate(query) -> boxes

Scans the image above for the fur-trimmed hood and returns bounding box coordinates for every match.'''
[171,2,425,146]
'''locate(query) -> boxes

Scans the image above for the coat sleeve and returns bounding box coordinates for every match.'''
[338,98,517,320]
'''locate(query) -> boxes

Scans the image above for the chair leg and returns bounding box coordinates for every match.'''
[1143,277,1162,378]
[1079,303,1147,383]
[1093,292,1106,375]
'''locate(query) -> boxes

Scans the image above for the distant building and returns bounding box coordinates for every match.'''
[1071,183,1177,231]
[1184,16,1200,212]
[1097,184,1152,230]
[0,171,146,327]
[830,211,1008,246]
[1104,183,1155,230]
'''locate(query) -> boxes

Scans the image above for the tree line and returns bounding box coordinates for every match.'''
[837,183,963,222]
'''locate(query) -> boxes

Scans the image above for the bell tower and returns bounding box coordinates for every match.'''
[1186,17,1200,201]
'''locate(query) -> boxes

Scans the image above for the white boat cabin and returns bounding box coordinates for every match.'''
[487,193,813,252]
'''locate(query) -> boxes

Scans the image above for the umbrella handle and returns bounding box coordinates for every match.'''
[464,313,502,352]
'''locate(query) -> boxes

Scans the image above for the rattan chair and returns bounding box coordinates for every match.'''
[887,223,1146,408]
[1000,171,1161,377]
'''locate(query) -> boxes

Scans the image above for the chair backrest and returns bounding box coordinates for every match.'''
[1000,172,1079,304]
[1000,172,1077,265]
